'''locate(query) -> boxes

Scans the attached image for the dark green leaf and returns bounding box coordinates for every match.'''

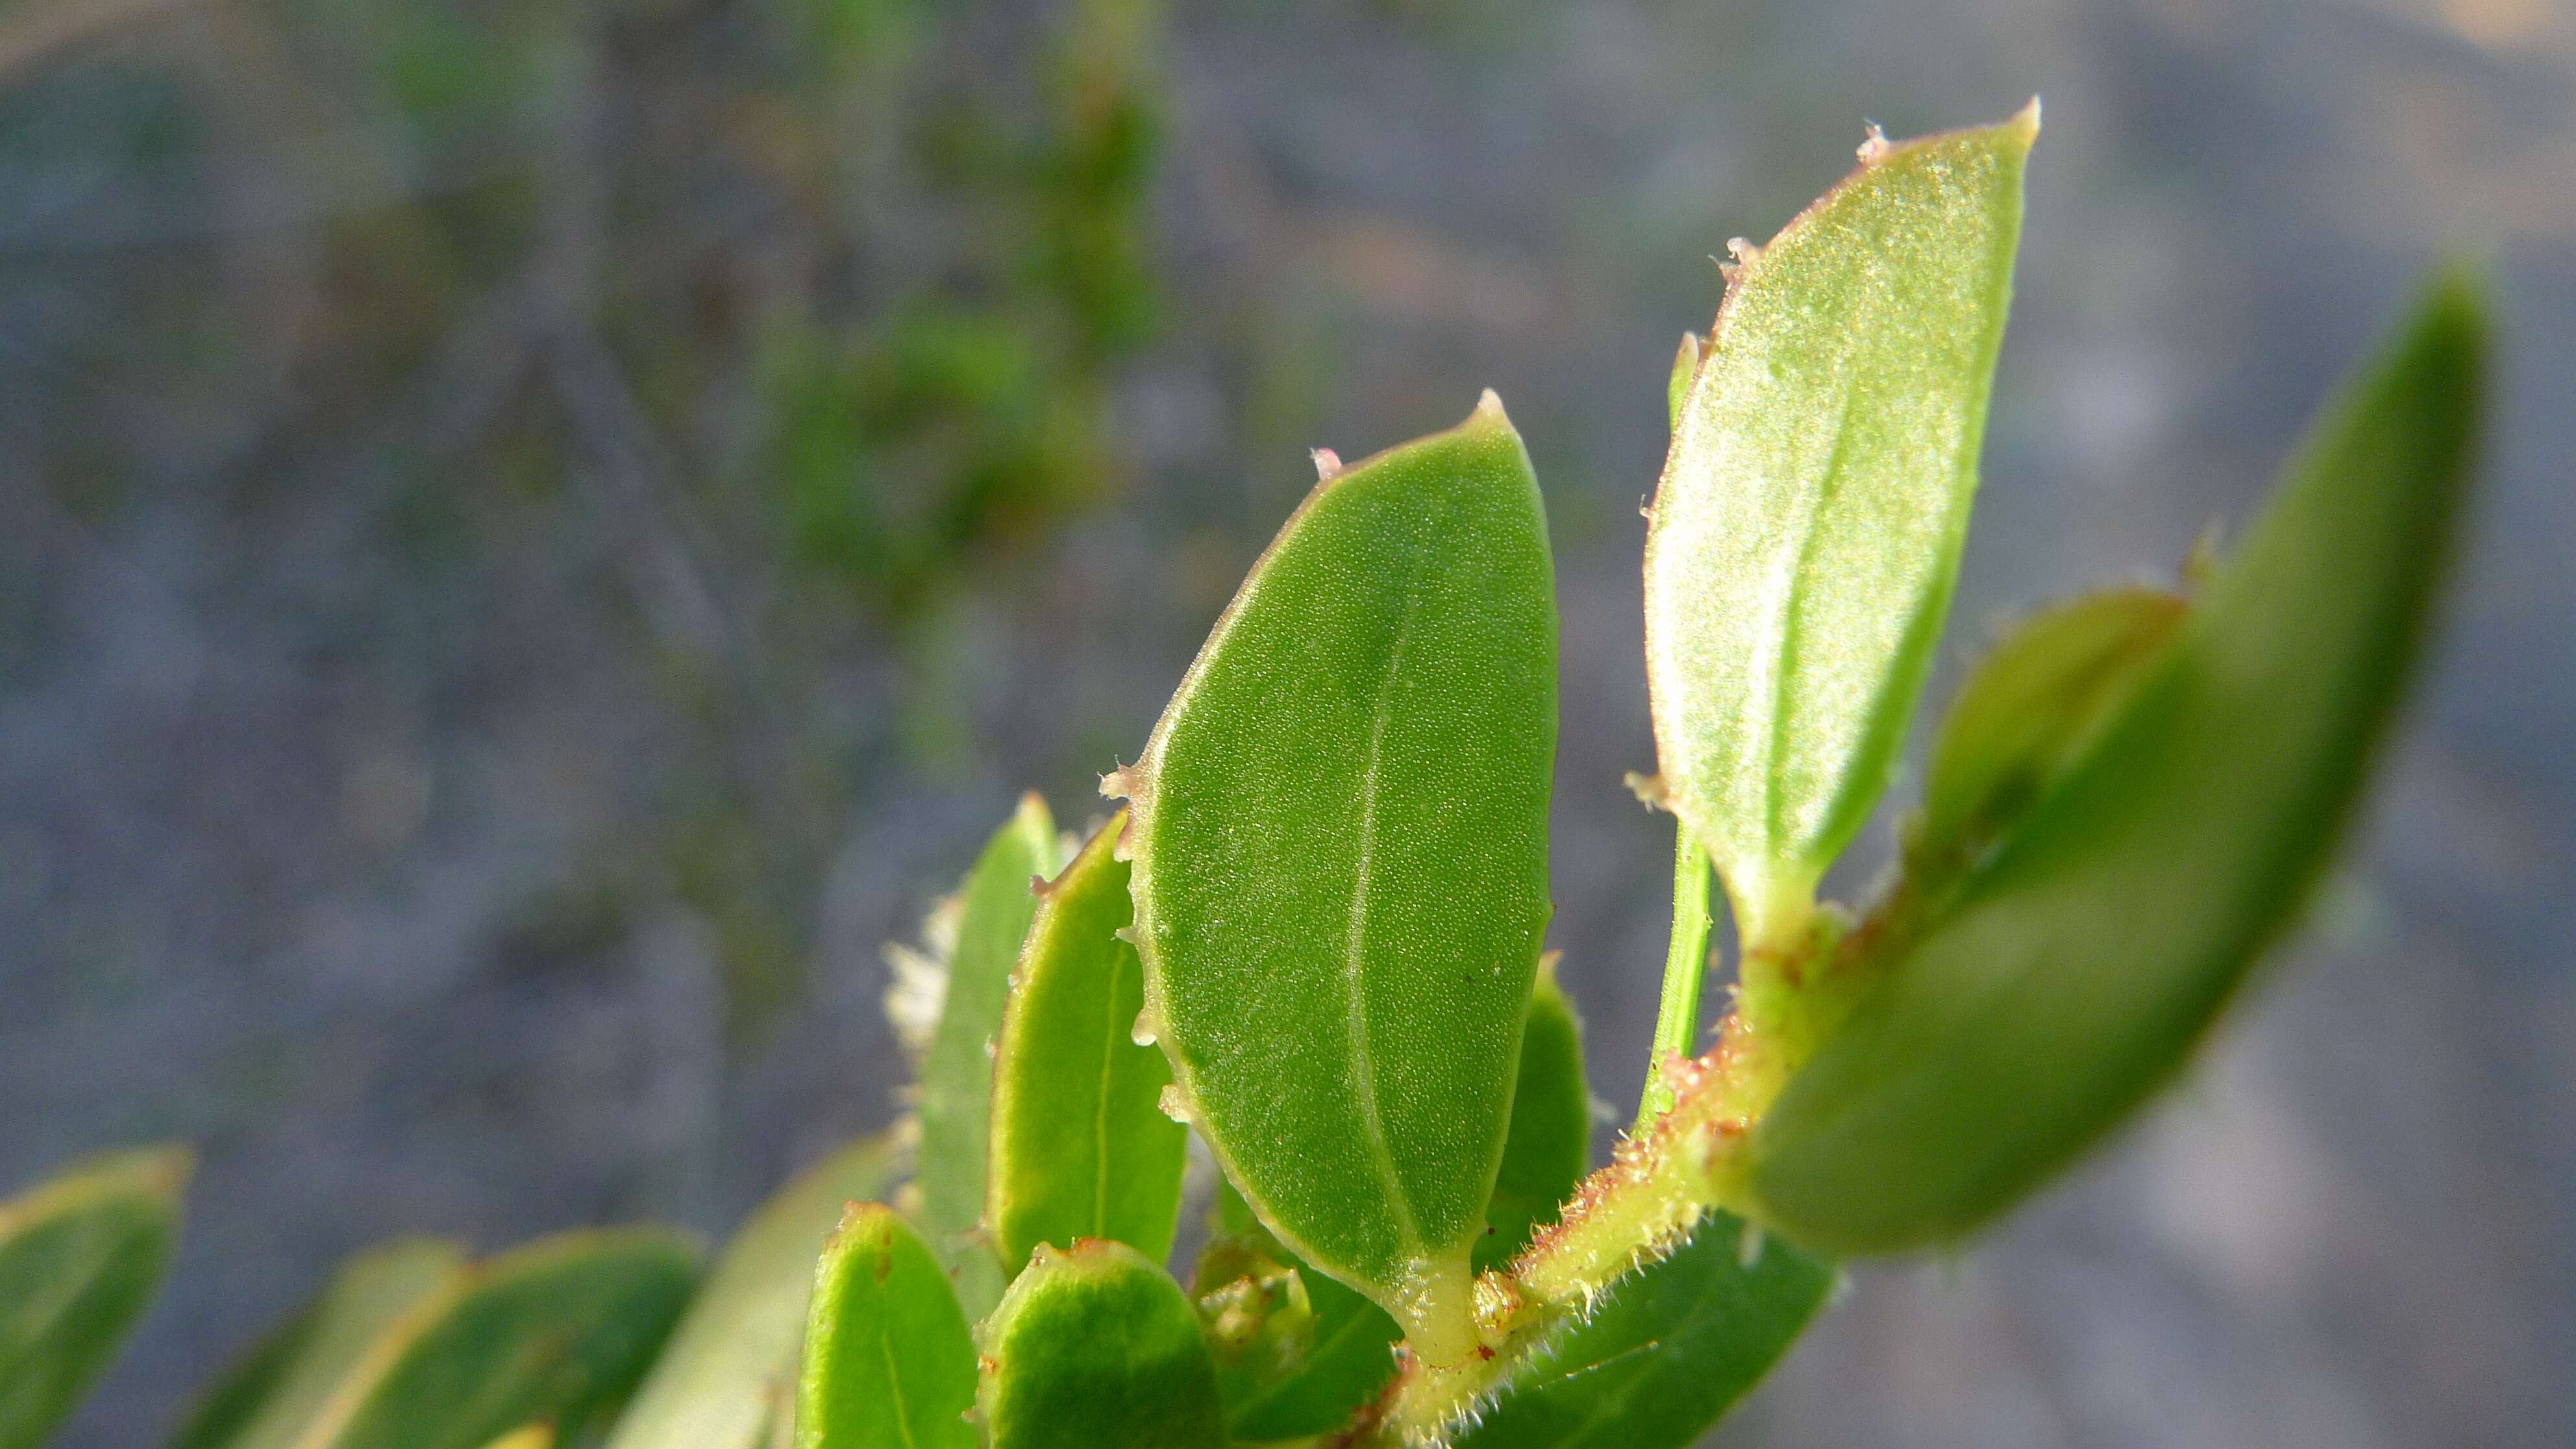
[979,1240,1224,1449]
[1122,395,1557,1363]
[608,1134,904,1449]
[1476,961,1591,1274]
[1906,588,2187,884]
[1452,1215,1831,1449]
[987,810,1187,1276]
[911,794,1063,1313]
[0,1144,191,1449]
[795,1205,977,1449]
[176,1238,467,1449]
[1751,273,2488,1252]
[310,1228,702,1449]
[1643,108,2037,943]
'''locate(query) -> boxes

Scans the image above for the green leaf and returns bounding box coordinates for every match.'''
[1121,394,1557,1364]
[476,1431,549,1449]
[795,1205,977,1449]
[1642,106,2037,944]
[175,1238,467,1449]
[979,1240,1224,1449]
[1190,1180,1398,1444]
[1906,588,2187,885]
[0,1143,191,1449]
[307,1228,702,1449]
[1451,1215,1832,1449]
[987,810,1187,1276]
[1476,961,1591,1274]
[1750,272,2489,1253]
[606,1134,904,1449]
[912,794,1063,1313]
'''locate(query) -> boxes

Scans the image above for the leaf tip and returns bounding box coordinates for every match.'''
[1468,387,1511,430]
[1855,121,1890,166]
[1311,447,1344,482]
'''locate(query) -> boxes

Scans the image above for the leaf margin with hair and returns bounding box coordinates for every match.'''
[986,809,1187,1277]
[1642,104,2037,946]
[911,793,1061,1315]
[1118,393,1558,1365]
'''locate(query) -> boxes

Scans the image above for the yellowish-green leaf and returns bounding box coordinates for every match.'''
[987,811,1187,1276]
[0,1144,192,1449]
[1751,272,2488,1252]
[795,1205,976,1449]
[1643,106,2037,947]
[1122,395,1557,1365]
[606,1134,904,1449]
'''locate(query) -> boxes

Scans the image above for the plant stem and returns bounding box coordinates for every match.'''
[1633,822,1713,1132]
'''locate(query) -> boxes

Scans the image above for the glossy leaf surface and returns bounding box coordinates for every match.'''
[1124,395,1557,1362]
[987,811,1186,1276]
[914,795,1061,1311]
[1643,108,2035,939]
[795,1205,976,1449]
[1752,275,2488,1252]
[179,1238,467,1449]
[1452,1215,1831,1449]
[1907,588,2186,884]
[0,1144,190,1449]
[1476,964,1591,1274]
[312,1228,701,1449]
[608,1134,903,1449]
[980,1240,1224,1449]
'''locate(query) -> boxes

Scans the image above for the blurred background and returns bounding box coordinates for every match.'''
[2,0,2568,1443]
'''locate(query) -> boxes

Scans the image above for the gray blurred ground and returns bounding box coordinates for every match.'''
[4,0,2571,1444]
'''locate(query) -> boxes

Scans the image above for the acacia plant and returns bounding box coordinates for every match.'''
[0,105,2489,1449]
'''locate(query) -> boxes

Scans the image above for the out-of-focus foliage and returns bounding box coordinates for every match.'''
[0,0,1165,1042]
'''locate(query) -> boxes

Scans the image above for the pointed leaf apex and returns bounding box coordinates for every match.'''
[1468,388,1511,429]
[2013,95,2042,140]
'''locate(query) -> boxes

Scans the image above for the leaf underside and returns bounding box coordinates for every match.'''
[1752,273,2488,1252]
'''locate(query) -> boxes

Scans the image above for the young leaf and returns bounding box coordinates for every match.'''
[1905,587,2187,884]
[1121,395,1558,1364]
[978,1240,1225,1449]
[606,1133,904,1449]
[304,1228,702,1449]
[913,794,1062,1312]
[1476,962,1591,1274]
[1643,106,2037,944]
[795,1205,977,1449]
[987,810,1187,1276]
[175,1238,468,1449]
[1450,1215,1831,1449]
[1750,273,2489,1252]
[0,1143,191,1449]
[1193,1179,1400,1444]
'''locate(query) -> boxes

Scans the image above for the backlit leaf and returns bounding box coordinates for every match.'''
[987,810,1187,1276]
[606,1134,904,1449]
[1643,106,2037,943]
[0,1145,190,1449]
[1750,273,2488,1252]
[795,1205,976,1449]
[979,1240,1224,1449]
[1122,394,1557,1364]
